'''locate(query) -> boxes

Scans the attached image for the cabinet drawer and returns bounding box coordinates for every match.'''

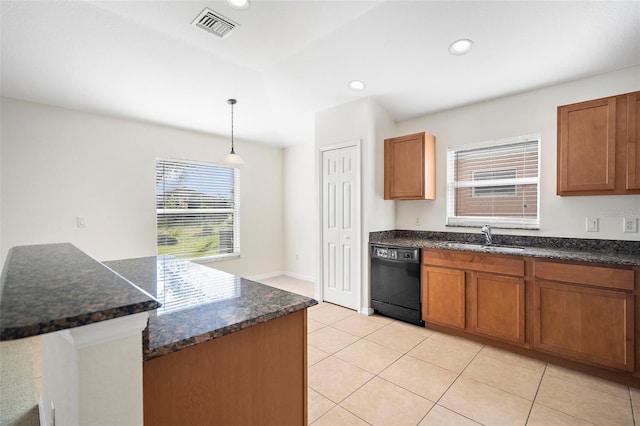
[423,249,524,277]
[534,261,634,291]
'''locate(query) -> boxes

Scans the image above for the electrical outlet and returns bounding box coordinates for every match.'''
[415,217,421,227]
[586,217,599,232]
[623,217,638,233]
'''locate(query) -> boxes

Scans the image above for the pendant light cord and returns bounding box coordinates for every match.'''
[228,98,237,155]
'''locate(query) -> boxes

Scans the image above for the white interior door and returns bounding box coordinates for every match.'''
[321,145,360,310]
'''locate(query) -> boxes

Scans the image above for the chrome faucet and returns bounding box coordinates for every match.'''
[481,224,492,245]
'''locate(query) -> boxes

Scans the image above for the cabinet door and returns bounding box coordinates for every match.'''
[385,133,425,199]
[533,281,634,371]
[627,92,640,190]
[422,266,465,329]
[470,273,525,345]
[384,132,435,200]
[557,97,616,194]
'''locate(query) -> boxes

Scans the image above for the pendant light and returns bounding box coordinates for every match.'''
[222,98,245,168]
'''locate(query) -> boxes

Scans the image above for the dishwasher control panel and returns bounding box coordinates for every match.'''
[371,245,419,263]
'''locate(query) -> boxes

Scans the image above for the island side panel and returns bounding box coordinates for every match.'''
[143,309,308,426]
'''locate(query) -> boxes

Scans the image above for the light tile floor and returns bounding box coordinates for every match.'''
[268,277,640,426]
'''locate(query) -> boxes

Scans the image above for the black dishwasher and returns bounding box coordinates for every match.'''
[370,244,423,326]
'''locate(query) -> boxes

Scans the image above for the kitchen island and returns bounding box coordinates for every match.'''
[1,243,316,425]
[105,255,317,426]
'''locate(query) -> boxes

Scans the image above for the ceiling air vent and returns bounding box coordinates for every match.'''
[192,8,239,39]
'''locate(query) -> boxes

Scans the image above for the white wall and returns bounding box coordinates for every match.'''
[369,100,398,232]
[395,66,640,241]
[315,98,395,312]
[0,98,284,276]
[40,313,148,426]
[283,144,316,281]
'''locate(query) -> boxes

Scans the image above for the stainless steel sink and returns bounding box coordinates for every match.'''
[441,242,525,254]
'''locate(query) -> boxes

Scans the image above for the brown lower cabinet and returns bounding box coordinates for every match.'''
[143,309,308,426]
[421,249,639,385]
[470,272,525,345]
[422,266,465,329]
[422,249,526,344]
[533,280,633,371]
[533,260,635,372]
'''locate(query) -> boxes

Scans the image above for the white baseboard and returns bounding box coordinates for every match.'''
[247,271,317,283]
[360,307,374,315]
[283,271,316,283]
[246,271,284,281]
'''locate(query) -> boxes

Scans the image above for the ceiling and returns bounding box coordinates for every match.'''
[1,1,639,148]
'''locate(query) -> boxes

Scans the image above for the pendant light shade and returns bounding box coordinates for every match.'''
[222,98,245,168]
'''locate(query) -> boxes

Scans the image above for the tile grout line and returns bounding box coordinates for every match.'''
[530,368,609,426]
[630,387,637,426]
[332,324,434,426]
[524,363,547,425]
[415,342,488,425]
[309,318,436,425]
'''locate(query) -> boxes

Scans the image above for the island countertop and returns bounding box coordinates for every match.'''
[0,243,161,340]
[104,255,317,361]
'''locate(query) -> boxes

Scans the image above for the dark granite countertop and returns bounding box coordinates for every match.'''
[370,230,640,266]
[104,256,317,361]
[0,243,161,341]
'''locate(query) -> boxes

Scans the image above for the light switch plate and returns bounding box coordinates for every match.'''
[586,217,599,232]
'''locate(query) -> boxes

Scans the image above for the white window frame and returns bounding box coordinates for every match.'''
[156,158,240,262]
[446,135,540,230]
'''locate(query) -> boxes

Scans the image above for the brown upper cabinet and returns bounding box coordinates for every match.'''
[557,90,640,195]
[384,132,435,200]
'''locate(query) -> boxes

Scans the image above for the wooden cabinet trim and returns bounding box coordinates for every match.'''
[423,248,525,277]
[470,272,525,345]
[534,261,634,291]
[628,92,640,190]
[533,280,634,372]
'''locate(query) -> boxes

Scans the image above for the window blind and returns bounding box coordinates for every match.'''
[156,158,240,260]
[446,136,540,229]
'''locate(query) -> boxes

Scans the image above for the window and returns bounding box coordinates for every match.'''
[447,135,540,229]
[156,158,240,260]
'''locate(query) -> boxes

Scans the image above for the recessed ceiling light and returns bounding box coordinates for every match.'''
[449,39,474,56]
[348,80,366,91]
[225,0,251,11]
